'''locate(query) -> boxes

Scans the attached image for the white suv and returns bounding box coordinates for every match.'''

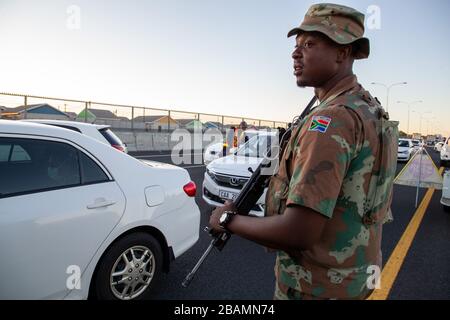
[21,119,128,153]
[0,120,200,300]
[441,137,450,167]
[397,138,415,162]
[202,131,277,217]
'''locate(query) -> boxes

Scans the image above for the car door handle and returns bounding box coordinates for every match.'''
[87,198,117,209]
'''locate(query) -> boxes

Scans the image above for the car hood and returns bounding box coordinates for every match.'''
[398,147,411,152]
[207,155,262,177]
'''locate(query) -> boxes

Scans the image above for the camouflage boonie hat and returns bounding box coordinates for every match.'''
[288,3,370,59]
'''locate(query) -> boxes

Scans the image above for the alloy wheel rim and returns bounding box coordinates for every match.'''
[110,245,155,300]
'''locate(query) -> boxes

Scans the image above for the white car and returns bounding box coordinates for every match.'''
[0,120,200,300]
[202,131,277,217]
[411,139,421,150]
[397,138,415,162]
[203,130,263,165]
[21,119,128,153]
[203,142,225,165]
[441,137,450,167]
[434,141,444,153]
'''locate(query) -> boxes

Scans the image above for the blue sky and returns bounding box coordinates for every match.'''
[1,0,449,136]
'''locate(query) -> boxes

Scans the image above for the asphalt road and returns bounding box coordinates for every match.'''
[133,148,450,300]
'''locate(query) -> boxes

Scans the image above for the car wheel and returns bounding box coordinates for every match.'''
[94,232,163,300]
[444,205,450,213]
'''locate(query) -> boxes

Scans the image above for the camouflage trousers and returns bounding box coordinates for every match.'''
[274,280,373,300]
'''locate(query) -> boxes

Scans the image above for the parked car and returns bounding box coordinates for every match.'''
[397,138,415,162]
[434,142,444,153]
[0,120,200,300]
[202,131,277,217]
[21,119,128,153]
[441,137,450,167]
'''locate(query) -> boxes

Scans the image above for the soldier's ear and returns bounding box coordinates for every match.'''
[336,44,352,63]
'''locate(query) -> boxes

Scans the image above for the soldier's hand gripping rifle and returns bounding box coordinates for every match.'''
[181,96,317,288]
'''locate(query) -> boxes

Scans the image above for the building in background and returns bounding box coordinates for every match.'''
[176,119,205,131]
[0,104,70,120]
[133,115,179,131]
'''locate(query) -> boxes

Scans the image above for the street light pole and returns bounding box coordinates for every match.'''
[371,81,407,113]
[412,111,432,136]
[397,100,422,136]
[425,117,436,136]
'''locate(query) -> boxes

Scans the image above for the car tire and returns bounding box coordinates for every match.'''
[444,205,450,213]
[441,160,447,168]
[93,232,163,300]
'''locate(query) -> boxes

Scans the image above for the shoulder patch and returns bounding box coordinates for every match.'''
[308,116,332,133]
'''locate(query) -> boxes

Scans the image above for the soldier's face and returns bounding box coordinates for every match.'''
[292,32,341,88]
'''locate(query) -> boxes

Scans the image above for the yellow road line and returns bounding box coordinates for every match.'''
[367,167,445,300]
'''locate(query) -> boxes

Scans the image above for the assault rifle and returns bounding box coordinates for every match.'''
[181,96,317,288]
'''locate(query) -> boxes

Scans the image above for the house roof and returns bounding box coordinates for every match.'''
[7,104,51,113]
[176,119,200,126]
[88,108,118,119]
[133,115,174,123]
[7,104,68,117]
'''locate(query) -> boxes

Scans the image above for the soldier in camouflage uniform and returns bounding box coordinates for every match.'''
[209,3,399,300]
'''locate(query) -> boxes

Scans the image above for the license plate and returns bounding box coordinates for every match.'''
[219,190,238,201]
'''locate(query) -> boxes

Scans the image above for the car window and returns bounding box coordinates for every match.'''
[0,138,110,198]
[0,144,11,162]
[10,145,31,161]
[236,135,271,158]
[79,151,109,184]
[99,128,122,146]
[398,140,410,147]
[0,138,81,197]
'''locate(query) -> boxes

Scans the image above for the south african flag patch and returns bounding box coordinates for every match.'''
[308,116,331,133]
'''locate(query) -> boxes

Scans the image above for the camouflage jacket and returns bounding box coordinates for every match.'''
[265,75,399,299]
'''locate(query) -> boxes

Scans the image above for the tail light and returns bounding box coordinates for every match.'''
[112,144,125,152]
[183,181,197,197]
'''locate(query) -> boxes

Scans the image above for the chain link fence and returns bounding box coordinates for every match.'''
[0,92,288,152]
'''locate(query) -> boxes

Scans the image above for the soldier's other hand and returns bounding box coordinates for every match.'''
[209,201,236,233]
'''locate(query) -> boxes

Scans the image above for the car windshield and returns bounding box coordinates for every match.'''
[412,140,420,146]
[236,135,271,158]
[399,140,410,147]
